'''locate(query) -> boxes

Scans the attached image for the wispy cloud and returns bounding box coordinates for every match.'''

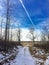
[19,0,35,28]
[37,18,49,29]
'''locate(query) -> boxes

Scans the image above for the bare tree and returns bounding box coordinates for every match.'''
[5,0,10,41]
[1,0,14,41]
[0,17,3,39]
[41,26,49,44]
[47,33,49,41]
[10,27,12,41]
[2,0,14,51]
[41,30,46,42]
[17,28,21,45]
[27,27,36,43]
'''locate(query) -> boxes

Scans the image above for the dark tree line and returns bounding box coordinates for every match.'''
[0,0,21,51]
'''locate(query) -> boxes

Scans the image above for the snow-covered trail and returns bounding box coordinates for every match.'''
[10,46,36,65]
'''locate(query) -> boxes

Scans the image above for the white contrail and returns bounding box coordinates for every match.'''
[19,0,35,28]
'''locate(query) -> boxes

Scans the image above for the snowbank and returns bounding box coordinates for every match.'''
[44,56,49,65]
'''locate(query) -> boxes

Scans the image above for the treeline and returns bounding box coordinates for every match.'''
[0,0,21,51]
[0,40,20,51]
[34,41,49,51]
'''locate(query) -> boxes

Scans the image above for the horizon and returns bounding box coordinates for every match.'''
[0,28,42,41]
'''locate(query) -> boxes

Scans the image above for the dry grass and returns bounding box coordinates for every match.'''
[29,47,47,61]
[21,41,34,47]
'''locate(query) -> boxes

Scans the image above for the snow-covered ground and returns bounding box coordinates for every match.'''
[44,56,49,65]
[1,46,49,65]
[0,53,5,60]
[9,46,36,65]
[31,47,49,65]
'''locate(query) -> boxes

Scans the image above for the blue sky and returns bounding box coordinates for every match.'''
[0,0,49,29]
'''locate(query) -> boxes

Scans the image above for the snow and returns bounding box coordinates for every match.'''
[0,53,5,59]
[44,56,49,65]
[9,46,36,65]
[3,46,48,65]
